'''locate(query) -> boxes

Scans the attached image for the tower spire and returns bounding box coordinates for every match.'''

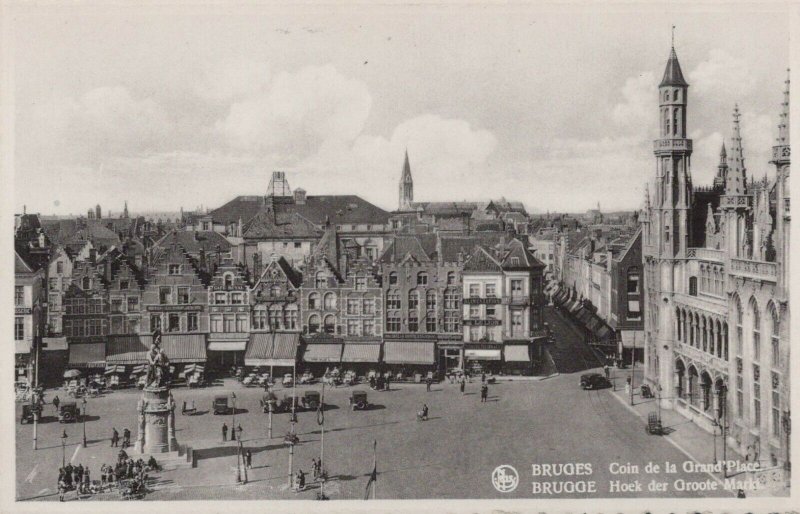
[398,149,414,210]
[660,45,689,88]
[726,105,747,195]
[778,68,790,145]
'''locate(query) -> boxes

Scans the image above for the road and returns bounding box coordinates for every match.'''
[544,305,605,374]
[18,375,724,500]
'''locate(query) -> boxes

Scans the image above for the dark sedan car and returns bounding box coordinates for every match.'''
[580,373,611,390]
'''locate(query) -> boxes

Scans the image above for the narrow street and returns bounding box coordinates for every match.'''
[543,306,604,374]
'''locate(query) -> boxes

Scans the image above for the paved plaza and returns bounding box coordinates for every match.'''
[17,368,728,501]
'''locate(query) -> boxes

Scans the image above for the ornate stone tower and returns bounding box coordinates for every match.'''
[644,44,693,407]
[398,150,414,210]
[720,106,753,259]
[713,143,728,191]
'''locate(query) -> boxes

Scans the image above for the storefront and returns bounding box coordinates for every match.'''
[383,340,436,380]
[68,342,106,372]
[503,344,532,375]
[463,343,502,375]
[619,330,645,364]
[245,332,300,377]
[207,333,248,371]
[301,340,343,376]
[15,341,31,383]
[340,342,382,377]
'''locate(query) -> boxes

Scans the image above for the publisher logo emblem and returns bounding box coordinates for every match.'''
[492,465,519,493]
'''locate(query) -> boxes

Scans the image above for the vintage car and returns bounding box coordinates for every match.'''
[579,373,611,390]
[646,411,664,435]
[59,402,80,423]
[212,395,230,415]
[277,395,304,413]
[282,374,294,387]
[349,390,368,410]
[20,403,41,424]
[299,371,315,384]
[301,391,322,410]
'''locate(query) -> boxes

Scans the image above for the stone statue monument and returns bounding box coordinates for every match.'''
[135,329,179,454]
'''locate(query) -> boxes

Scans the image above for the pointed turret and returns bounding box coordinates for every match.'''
[713,142,728,191]
[123,200,129,219]
[777,68,790,146]
[398,149,414,210]
[726,105,747,195]
[659,47,689,88]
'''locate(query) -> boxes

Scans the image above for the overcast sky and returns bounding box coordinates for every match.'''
[7,3,790,216]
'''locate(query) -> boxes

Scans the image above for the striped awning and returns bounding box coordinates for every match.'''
[107,335,150,364]
[303,343,343,363]
[161,334,207,363]
[68,343,106,368]
[208,341,247,352]
[245,332,299,367]
[383,341,435,365]
[341,343,381,363]
[504,345,530,362]
[43,337,68,351]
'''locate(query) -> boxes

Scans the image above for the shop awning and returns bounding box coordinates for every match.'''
[245,332,299,367]
[15,340,30,355]
[575,308,593,325]
[464,348,502,360]
[568,300,582,313]
[107,335,150,364]
[341,343,381,363]
[43,337,68,351]
[504,345,530,362]
[208,341,247,352]
[68,343,106,368]
[303,343,343,363]
[161,334,207,363]
[619,330,644,348]
[383,341,435,365]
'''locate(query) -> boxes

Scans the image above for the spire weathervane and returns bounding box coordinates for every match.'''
[671,25,675,47]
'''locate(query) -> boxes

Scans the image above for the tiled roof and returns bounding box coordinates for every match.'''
[154,230,232,254]
[15,251,33,273]
[243,210,320,240]
[209,196,265,226]
[415,202,478,215]
[501,239,544,270]
[463,245,503,273]
[293,196,390,225]
[379,234,436,264]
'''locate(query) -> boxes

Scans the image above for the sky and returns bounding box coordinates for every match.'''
[7,3,791,216]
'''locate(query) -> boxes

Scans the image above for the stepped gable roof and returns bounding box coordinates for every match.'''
[242,210,320,240]
[463,245,503,273]
[209,195,265,226]
[254,256,303,289]
[154,230,232,254]
[660,47,689,88]
[291,195,390,225]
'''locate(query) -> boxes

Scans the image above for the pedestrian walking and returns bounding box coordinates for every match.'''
[481,372,486,384]
[222,422,228,442]
[245,450,252,469]
[603,364,610,380]
[460,377,465,394]
[53,395,60,413]
[237,424,243,441]
[425,377,432,392]
[111,427,119,447]
[311,458,318,479]
[385,374,391,391]
[625,376,631,395]
[58,480,66,502]
[480,384,488,403]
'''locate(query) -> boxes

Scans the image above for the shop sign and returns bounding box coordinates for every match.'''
[462,319,502,326]
[147,304,203,312]
[15,307,32,315]
[463,297,501,305]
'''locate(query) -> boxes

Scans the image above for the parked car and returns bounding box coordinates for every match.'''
[580,373,611,390]
[59,402,80,423]
[349,390,368,410]
[282,374,294,387]
[301,391,321,410]
[212,395,230,415]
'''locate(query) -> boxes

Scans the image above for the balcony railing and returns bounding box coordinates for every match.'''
[685,248,724,262]
[653,139,692,152]
[771,144,790,163]
[729,258,777,282]
[720,195,752,209]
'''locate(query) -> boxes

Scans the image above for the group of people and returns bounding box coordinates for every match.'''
[56,452,159,502]
[222,422,244,442]
[57,463,93,500]
[110,427,131,448]
[368,374,390,391]
[293,457,326,492]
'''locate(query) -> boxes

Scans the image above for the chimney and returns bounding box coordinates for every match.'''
[294,188,307,205]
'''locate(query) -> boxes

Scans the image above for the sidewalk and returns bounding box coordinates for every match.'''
[608,368,788,497]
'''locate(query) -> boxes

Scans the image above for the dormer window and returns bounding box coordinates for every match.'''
[315,271,326,289]
[169,264,181,275]
[82,277,91,290]
[224,273,234,289]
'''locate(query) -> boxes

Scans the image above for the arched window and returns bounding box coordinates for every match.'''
[426,290,437,310]
[224,273,233,289]
[82,276,91,290]
[770,305,780,368]
[387,289,401,310]
[676,308,682,341]
[408,290,419,310]
[389,272,398,285]
[734,296,743,356]
[689,276,697,296]
[665,90,670,102]
[672,108,679,136]
[324,292,336,310]
[447,272,455,285]
[323,315,335,334]
[308,314,320,334]
[308,292,319,310]
[701,316,708,352]
[752,300,761,361]
[315,271,326,289]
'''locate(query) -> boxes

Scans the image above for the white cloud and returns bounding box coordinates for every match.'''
[216,64,372,160]
[689,49,758,100]
[194,58,271,101]
[611,71,657,137]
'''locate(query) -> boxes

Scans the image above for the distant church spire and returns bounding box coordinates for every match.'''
[123,200,129,219]
[726,105,747,195]
[398,149,414,210]
[713,142,728,191]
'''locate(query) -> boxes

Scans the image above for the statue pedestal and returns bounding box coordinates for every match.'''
[136,386,178,454]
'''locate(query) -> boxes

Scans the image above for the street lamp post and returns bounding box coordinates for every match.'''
[82,396,87,448]
[231,392,237,441]
[61,430,68,468]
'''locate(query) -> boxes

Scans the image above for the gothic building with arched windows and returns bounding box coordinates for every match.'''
[641,45,790,471]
